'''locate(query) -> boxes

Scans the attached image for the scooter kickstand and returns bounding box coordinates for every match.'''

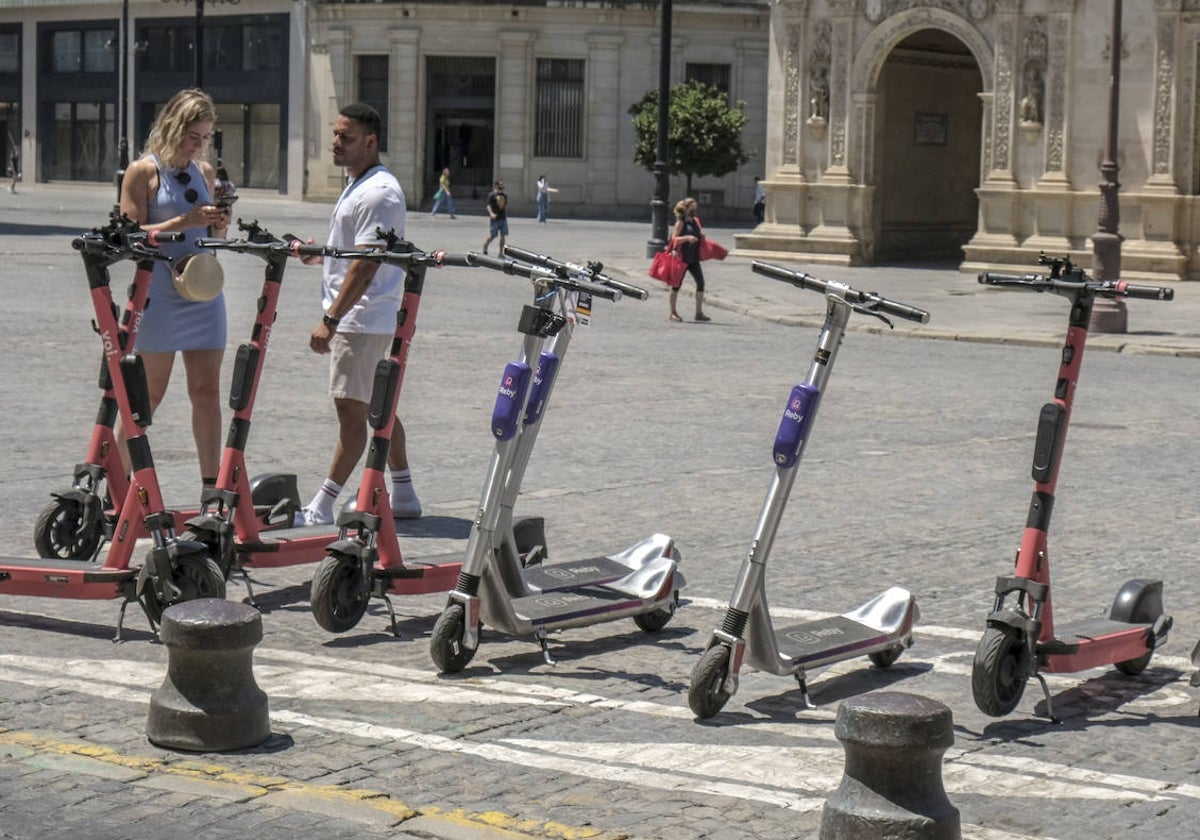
[234,569,258,609]
[795,674,817,711]
[382,593,400,638]
[1034,672,1061,724]
[536,629,557,666]
[112,598,130,643]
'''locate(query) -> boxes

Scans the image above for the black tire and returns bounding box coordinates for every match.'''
[868,645,903,669]
[1115,649,1154,676]
[688,644,733,719]
[310,555,370,634]
[34,496,103,561]
[972,625,1030,717]
[140,554,226,626]
[430,603,477,674]
[633,592,678,633]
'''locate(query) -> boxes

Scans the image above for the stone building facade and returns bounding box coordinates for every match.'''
[736,0,1200,282]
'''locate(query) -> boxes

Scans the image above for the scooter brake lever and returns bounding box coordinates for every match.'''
[850,301,894,329]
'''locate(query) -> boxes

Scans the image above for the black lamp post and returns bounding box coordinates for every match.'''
[166,0,239,89]
[114,0,132,202]
[1090,0,1126,333]
[646,0,672,258]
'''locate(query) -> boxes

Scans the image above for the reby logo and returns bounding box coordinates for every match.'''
[498,375,517,399]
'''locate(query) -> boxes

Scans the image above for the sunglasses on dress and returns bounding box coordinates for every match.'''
[173,170,199,204]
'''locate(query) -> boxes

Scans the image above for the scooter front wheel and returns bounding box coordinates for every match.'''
[34,496,103,561]
[972,625,1029,717]
[688,644,733,719]
[868,645,903,668]
[140,554,227,626]
[430,603,477,674]
[1115,649,1153,676]
[310,555,370,633]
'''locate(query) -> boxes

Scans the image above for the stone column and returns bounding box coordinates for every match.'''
[586,34,625,207]
[1026,11,1072,254]
[971,3,1020,251]
[388,28,421,203]
[496,30,535,200]
[821,2,854,183]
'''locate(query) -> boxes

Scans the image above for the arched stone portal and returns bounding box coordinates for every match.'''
[873,29,983,261]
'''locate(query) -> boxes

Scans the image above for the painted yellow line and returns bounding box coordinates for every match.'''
[0,728,623,840]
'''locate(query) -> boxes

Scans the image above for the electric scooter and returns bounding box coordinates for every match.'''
[970,255,1174,722]
[429,249,684,673]
[182,226,477,633]
[32,212,182,561]
[0,221,226,638]
[688,261,927,719]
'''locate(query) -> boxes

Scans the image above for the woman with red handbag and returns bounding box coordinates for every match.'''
[669,197,710,322]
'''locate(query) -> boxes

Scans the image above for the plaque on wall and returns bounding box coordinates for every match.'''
[914,112,948,146]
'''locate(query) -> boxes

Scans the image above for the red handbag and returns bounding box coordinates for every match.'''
[698,237,728,261]
[649,240,687,289]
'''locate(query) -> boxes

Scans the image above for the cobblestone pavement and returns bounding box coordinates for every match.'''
[1,186,1199,840]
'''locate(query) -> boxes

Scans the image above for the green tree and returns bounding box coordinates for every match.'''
[629,80,753,197]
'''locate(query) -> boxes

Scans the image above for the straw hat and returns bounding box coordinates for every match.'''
[173,252,224,302]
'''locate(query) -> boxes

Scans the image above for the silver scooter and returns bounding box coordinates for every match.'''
[429,249,684,673]
[688,262,927,719]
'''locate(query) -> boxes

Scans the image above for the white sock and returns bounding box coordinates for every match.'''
[391,469,418,505]
[308,478,343,519]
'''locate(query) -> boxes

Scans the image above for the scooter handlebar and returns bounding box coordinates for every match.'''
[979,271,1174,302]
[752,260,929,323]
[467,252,621,300]
[503,245,650,300]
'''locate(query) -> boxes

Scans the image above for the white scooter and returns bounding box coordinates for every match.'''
[688,262,927,718]
[429,248,684,672]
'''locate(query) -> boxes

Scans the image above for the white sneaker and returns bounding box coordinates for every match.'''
[294,506,334,527]
[391,497,423,519]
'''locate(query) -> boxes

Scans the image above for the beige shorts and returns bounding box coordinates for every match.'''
[330,332,393,403]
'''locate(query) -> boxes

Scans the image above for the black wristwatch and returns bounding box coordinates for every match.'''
[322,313,340,330]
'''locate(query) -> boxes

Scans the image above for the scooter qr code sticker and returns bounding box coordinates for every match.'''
[574,291,593,326]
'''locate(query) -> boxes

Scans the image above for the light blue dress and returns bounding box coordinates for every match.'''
[134,155,227,353]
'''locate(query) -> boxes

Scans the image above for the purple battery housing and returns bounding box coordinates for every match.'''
[524,351,560,426]
[492,361,532,440]
[773,383,820,468]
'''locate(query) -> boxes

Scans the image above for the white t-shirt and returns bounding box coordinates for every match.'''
[323,165,407,334]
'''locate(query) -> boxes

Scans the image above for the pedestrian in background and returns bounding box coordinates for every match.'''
[669,197,710,323]
[482,179,508,254]
[430,166,456,219]
[535,174,557,224]
[753,176,765,224]
[118,88,232,488]
[294,102,422,526]
[7,138,18,194]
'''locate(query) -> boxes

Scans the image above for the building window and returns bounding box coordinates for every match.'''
[686,62,731,96]
[50,29,115,73]
[535,58,584,159]
[357,55,388,151]
[0,32,17,73]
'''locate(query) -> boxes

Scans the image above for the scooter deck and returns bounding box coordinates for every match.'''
[775,616,892,667]
[522,556,635,593]
[237,523,341,551]
[0,556,136,598]
[1040,616,1155,673]
[511,586,642,625]
[375,551,463,595]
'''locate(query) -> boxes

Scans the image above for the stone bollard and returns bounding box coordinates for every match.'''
[146,598,270,752]
[819,691,960,840]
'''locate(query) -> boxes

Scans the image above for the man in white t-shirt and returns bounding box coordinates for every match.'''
[296,102,422,526]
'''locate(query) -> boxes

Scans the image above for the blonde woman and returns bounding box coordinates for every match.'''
[669,197,710,322]
[119,88,231,488]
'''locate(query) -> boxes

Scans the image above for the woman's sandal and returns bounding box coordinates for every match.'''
[669,312,683,322]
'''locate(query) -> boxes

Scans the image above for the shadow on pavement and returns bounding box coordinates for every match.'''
[0,221,97,237]
[0,608,157,643]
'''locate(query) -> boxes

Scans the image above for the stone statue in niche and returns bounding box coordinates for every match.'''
[808,66,829,123]
[1020,70,1043,125]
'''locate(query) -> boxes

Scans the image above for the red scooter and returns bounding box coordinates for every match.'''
[971,254,1174,722]
[33,212,178,561]
[0,218,226,638]
[181,226,474,634]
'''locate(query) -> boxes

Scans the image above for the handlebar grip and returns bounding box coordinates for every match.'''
[977,272,1043,286]
[569,277,621,301]
[751,260,830,294]
[466,252,555,279]
[597,275,648,301]
[502,245,543,264]
[874,298,931,324]
[1117,281,1174,301]
[288,240,329,259]
[429,251,472,268]
[145,231,185,245]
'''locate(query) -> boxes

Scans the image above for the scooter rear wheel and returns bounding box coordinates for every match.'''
[972,625,1029,717]
[310,555,370,633]
[1115,650,1153,676]
[633,592,678,632]
[430,603,477,674]
[868,645,903,668]
[688,644,733,719]
[140,554,227,626]
[34,496,103,561]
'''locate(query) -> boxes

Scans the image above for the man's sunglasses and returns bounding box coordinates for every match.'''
[173,170,199,204]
